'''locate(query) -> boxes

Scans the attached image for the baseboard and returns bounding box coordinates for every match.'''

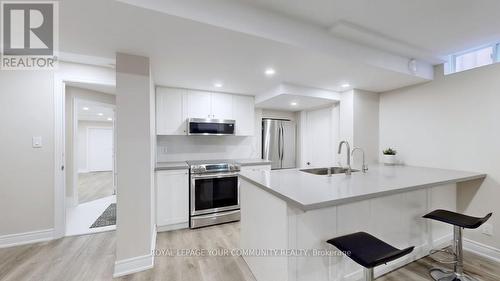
[464,238,500,263]
[152,226,157,252]
[157,222,188,232]
[113,229,157,278]
[113,254,154,278]
[433,234,453,249]
[0,229,54,248]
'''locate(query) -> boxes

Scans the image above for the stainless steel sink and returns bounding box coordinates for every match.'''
[300,167,359,175]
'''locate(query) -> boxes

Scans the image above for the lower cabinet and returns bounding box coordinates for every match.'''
[156,169,189,231]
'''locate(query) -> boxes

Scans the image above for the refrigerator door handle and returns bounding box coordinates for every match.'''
[277,125,282,161]
[280,125,285,161]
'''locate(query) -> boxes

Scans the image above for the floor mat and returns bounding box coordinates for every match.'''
[90,203,116,228]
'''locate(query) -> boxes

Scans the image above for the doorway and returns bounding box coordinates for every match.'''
[64,84,117,236]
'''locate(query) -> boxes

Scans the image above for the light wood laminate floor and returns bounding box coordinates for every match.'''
[78,172,114,204]
[1,222,499,281]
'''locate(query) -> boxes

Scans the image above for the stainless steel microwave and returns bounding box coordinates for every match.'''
[187,118,235,136]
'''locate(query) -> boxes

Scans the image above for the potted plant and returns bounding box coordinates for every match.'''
[382,148,397,165]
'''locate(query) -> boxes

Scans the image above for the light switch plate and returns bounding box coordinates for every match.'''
[32,136,42,148]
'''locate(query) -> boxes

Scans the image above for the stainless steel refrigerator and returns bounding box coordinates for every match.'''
[262,119,296,169]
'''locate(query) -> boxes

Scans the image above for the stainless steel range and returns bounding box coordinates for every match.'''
[187,160,241,228]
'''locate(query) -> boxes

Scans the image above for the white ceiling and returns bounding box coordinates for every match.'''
[78,101,114,122]
[256,94,337,112]
[236,0,500,59]
[59,0,429,95]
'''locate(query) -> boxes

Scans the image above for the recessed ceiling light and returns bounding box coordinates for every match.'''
[341,83,351,88]
[214,82,223,88]
[291,102,298,106]
[107,117,113,121]
[82,107,89,111]
[265,68,276,76]
[97,113,103,116]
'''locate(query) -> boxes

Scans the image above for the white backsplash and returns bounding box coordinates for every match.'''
[157,135,260,162]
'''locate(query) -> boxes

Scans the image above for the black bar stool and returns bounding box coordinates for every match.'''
[327,232,414,281]
[423,209,492,281]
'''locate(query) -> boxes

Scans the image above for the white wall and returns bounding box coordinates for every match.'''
[0,71,55,237]
[353,90,380,165]
[0,62,115,243]
[380,63,500,249]
[114,53,155,273]
[77,121,113,172]
[338,89,380,167]
[339,90,354,146]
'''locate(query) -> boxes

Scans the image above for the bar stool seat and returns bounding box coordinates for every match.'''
[423,209,492,229]
[327,232,414,280]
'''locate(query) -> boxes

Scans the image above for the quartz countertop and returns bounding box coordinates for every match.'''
[155,159,271,171]
[239,164,486,211]
[234,159,272,166]
[155,161,189,171]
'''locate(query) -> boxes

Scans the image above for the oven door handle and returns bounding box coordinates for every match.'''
[191,173,239,179]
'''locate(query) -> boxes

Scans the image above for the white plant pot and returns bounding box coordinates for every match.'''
[383,154,397,165]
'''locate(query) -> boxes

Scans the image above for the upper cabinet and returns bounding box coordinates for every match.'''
[156,87,188,135]
[156,87,255,136]
[187,90,212,119]
[232,95,254,136]
[211,93,233,119]
[187,91,233,119]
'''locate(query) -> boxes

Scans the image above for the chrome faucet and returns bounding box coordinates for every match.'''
[352,147,368,173]
[337,140,352,175]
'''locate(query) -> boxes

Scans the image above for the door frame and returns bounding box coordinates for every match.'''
[54,73,115,239]
[72,99,115,206]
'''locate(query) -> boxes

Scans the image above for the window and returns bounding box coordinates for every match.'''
[445,43,500,75]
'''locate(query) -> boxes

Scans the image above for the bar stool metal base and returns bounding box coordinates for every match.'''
[428,226,476,281]
[429,267,475,281]
[363,268,374,281]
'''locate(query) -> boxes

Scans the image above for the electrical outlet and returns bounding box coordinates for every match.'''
[482,223,493,236]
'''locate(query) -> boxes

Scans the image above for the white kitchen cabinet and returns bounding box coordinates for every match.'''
[187,90,212,119]
[156,87,255,136]
[240,164,271,172]
[232,95,255,136]
[156,87,188,135]
[156,170,189,231]
[188,91,233,119]
[211,92,233,119]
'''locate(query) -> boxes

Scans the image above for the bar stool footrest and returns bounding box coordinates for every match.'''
[429,249,457,264]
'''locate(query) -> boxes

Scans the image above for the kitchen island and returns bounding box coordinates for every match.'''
[238,165,485,281]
